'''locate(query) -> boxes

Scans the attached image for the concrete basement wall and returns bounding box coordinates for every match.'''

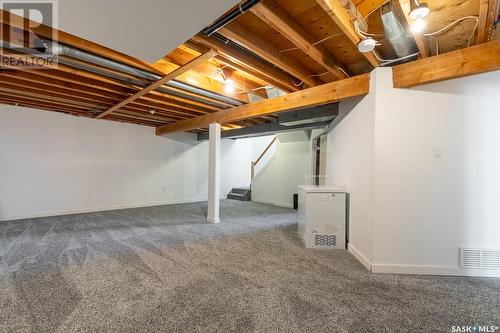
[0,105,253,221]
[327,67,500,277]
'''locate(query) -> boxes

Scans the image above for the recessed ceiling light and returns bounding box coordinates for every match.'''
[409,1,430,20]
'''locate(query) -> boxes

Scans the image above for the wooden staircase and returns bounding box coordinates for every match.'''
[227,136,277,202]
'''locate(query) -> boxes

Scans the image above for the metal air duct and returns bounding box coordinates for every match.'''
[381,4,417,58]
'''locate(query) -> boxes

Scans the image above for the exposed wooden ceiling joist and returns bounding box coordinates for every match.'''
[251,0,348,80]
[315,0,380,67]
[191,34,300,92]
[158,46,268,100]
[393,39,500,88]
[355,0,388,17]
[478,0,499,43]
[218,21,321,87]
[393,0,429,58]
[156,73,370,135]
[95,50,217,119]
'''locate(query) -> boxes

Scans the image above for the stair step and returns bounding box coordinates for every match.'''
[231,187,250,194]
[228,193,246,201]
[227,188,251,201]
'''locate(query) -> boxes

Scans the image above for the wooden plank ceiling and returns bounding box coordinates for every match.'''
[0,0,497,134]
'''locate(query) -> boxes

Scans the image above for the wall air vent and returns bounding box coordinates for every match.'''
[315,234,337,247]
[460,248,500,269]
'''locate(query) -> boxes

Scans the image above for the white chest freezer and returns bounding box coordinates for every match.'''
[298,185,347,249]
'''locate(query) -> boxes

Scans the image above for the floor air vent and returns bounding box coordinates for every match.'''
[315,234,336,247]
[461,248,500,269]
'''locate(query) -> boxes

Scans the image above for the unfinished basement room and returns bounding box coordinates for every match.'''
[0,0,499,332]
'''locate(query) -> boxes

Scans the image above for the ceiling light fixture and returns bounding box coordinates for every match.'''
[409,0,430,20]
[224,79,235,94]
[357,38,379,53]
[410,18,427,33]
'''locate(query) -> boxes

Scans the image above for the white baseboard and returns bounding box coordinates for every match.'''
[347,243,372,272]
[251,198,293,208]
[0,198,208,222]
[372,264,500,277]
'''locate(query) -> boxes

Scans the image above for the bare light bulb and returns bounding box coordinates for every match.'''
[224,78,235,94]
[411,18,426,33]
[409,2,430,20]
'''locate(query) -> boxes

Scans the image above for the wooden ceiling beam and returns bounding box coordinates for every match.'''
[393,0,429,58]
[393,39,500,88]
[0,77,112,108]
[156,73,370,136]
[162,45,268,99]
[251,0,348,80]
[0,93,90,113]
[1,52,226,113]
[0,75,198,119]
[95,50,217,119]
[0,98,91,117]
[315,0,380,67]
[478,0,499,43]
[155,59,249,102]
[191,34,299,92]
[0,64,268,127]
[218,22,321,87]
[356,0,388,17]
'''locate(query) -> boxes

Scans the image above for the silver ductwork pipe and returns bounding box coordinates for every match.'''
[44,40,244,108]
[381,7,417,58]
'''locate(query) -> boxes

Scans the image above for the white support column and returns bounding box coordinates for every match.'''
[207,122,221,223]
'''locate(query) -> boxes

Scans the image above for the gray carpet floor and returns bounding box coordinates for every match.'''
[0,200,498,332]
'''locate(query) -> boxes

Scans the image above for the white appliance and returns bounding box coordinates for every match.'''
[298,185,347,249]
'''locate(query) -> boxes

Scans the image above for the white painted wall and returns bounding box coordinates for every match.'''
[326,83,376,268]
[0,105,253,221]
[250,135,276,176]
[371,68,500,277]
[326,68,500,277]
[251,135,311,208]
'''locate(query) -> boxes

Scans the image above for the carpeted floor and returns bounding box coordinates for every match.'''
[0,200,498,332]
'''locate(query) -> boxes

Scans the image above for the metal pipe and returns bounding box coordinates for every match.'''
[44,40,244,107]
[202,0,262,36]
[381,5,416,58]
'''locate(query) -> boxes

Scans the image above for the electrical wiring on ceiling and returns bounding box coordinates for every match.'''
[355,0,389,39]
[290,66,351,87]
[279,32,344,53]
[423,16,479,55]
[372,51,420,65]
